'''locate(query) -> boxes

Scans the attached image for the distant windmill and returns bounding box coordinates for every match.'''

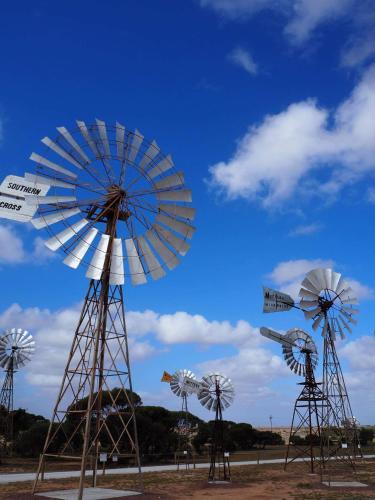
[162,369,197,469]
[0,328,35,455]
[261,327,324,473]
[198,372,234,482]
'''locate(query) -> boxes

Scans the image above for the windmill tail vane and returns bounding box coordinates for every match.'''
[161,371,173,383]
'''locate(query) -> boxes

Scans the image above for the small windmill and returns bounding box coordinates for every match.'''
[162,369,197,469]
[261,327,325,473]
[263,268,360,473]
[198,372,234,482]
[0,328,35,455]
[27,119,196,498]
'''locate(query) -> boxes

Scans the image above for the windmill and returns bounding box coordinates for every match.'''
[0,328,35,455]
[263,268,360,473]
[198,372,234,482]
[162,369,197,469]
[27,120,195,498]
[260,327,325,473]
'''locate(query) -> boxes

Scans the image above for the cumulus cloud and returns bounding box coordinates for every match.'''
[0,303,159,390]
[200,0,352,43]
[228,47,258,75]
[267,259,374,301]
[0,225,27,263]
[209,64,375,207]
[0,224,59,266]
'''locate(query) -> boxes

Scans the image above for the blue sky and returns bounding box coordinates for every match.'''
[0,0,375,426]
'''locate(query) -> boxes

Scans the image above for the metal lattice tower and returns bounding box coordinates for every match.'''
[26,120,195,499]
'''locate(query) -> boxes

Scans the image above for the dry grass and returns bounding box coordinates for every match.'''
[0,459,374,499]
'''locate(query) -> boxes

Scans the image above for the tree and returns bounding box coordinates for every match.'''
[359,427,374,446]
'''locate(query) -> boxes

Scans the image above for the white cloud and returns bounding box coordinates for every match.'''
[209,64,375,207]
[284,0,352,45]
[267,259,374,301]
[228,47,258,75]
[201,0,353,44]
[0,303,159,390]
[288,222,323,236]
[0,224,59,265]
[342,36,375,68]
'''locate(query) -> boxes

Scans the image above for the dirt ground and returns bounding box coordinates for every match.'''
[0,460,374,499]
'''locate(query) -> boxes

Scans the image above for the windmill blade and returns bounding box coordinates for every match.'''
[25,172,73,189]
[341,305,359,315]
[30,153,77,179]
[153,223,190,256]
[323,268,333,290]
[312,314,324,331]
[25,195,77,206]
[336,320,346,340]
[156,189,192,203]
[137,236,166,281]
[128,129,144,163]
[41,137,83,169]
[57,126,91,164]
[146,229,180,270]
[31,207,81,229]
[307,268,326,291]
[335,276,350,296]
[109,238,124,285]
[77,120,101,158]
[330,270,341,292]
[339,315,353,334]
[95,119,111,157]
[299,299,319,309]
[300,276,321,295]
[85,234,110,280]
[139,140,160,170]
[341,296,358,305]
[158,203,195,221]
[303,307,322,320]
[340,309,358,325]
[125,238,147,285]
[63,228,98,269]
[116,122,126,160]
[45,218,89,251]
[156,214,195,239]
[148,154,174,179]
[298,287,319,300]
[154,172,184,190]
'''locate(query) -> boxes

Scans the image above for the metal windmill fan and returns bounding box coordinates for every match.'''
[198,373,234,412]
[0,328,35,370]
[282,328,318,377]
[170,369,196,398]
[299,268,358,339]
[260,327,318,377]
[27,120,195,284]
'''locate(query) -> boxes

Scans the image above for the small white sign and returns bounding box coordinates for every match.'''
[0,175,49,197]
[0,195,38,222]
[112,455,118,462]
[0,174,50,222]
[224,452,230,457]
[342,443,348,449]
[100,453,107,462]
[183,450,188,455]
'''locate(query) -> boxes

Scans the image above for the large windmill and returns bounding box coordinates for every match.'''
[263,268,360,473]
[261,327,325,473]
[27,120,195,498]
[0,328,35,455]
[198,372,234,482]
